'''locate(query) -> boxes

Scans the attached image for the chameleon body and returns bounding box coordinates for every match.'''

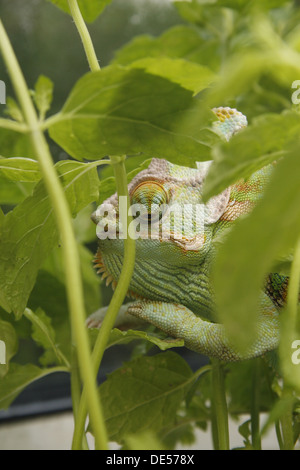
[88,107,286,362]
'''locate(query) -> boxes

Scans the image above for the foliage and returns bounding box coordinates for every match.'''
[0,0,299,450]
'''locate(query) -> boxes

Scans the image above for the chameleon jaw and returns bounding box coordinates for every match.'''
[94,249,117,289]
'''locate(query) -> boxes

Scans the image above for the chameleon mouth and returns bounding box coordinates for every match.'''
[94,248,146,301]
[93,249,117,289]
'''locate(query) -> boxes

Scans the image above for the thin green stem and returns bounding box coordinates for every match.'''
[251,358,261,450]
[211,358,230,450]
[72,156,136,449]
[66,1,136,449]
[70,347,89,450]
[0,19,107,450]
[67,0,100,72]
[275,420,284,450]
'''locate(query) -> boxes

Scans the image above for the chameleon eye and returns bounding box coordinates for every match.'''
[131,181,169,221]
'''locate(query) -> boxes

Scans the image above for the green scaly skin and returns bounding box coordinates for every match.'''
[88,107,286,362]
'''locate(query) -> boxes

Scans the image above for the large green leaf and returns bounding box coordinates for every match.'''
[0,128,34,159]
[0,158,40,182]
[0,161,99,317]
[88,327,184,351]
[0,179,36,205]
[113,25,220,71]
[49,66,217,165]
[0,363,67,409]
[24,308,70,368]
[127,57,216,95]
[203,111,300,201]
[213,145,300,352]
[46,0,112,23]
[28,270,72,363]
[94,351,195,443]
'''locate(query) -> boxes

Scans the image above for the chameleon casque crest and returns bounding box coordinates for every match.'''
[87,107,284,362]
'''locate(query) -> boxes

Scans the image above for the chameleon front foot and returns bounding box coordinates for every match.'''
[86,303,147,330]
[127,299,280,362]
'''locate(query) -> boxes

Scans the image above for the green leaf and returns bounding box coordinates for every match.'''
[47,0,112,23]
[203,111,300,201]
[28,270,72,363]
[113,25,220,70]
[124,431,166,451]
[49,66,216,166]
[0,207,4,226]
[0,178,35,205]
[261,394,297,437]
[226,359,276,415]
[24,308,69,368]
[98,156,153,204]
[128,57,216,95]
[0,363,66,409]
[94,351,195,443]
[72,204,97,244]
[0,158,40,182]
[89,327,184,351]
[33,75,54,120]
[4,97,23,123]
[0,128,34,159]
[0,319,18,378]
[0,160,99,317]
[213,146,300,352]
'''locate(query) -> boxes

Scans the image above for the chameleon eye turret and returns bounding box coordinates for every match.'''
[130,180,169,222]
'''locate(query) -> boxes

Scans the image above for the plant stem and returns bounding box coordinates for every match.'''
[286,237,300,331]
[0,19,108,450]
[70,347,89,450]
[279,237,300,450]
[251,358,261,450]
[0,118,27,133]
[67,0,100,72]
[72,156,136,449]
[211,358,230,450]
[66,1,137,449]
[280,387,295,450]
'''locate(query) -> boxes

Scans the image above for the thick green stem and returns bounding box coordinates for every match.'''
[72,156,136,449]
[211,358,230,450]
[279,237,300,450]
[280,388,294,450]
[67,0,100,72]
[0,19,107,450]
[286,238,300,331]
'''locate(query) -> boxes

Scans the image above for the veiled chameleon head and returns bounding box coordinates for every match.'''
[91,107,247,299]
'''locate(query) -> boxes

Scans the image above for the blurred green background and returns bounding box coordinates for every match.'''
[0,0,182,118]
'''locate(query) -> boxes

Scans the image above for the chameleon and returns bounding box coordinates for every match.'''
[87,107,284,362]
